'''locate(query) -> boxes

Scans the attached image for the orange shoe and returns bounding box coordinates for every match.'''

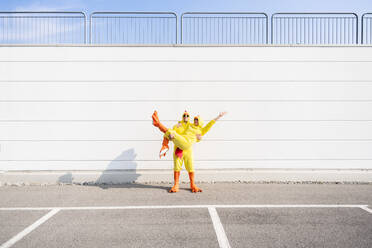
[188,172,202,193]
[152,111,168,133]
[169,171,180,193]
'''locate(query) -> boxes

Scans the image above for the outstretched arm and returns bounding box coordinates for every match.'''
[200,112,227,136]
[214,112,227,122]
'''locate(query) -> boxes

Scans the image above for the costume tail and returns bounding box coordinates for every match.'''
[175,147,183,159]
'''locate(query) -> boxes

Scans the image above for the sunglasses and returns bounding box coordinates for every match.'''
[183,114,189,117]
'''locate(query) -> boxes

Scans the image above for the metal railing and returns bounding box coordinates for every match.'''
[272,13,358,44]
[181,12,268,44]
[1,11,372,45]
[90,12,177,44]
[0,12,86,44]
[362,13,372,44]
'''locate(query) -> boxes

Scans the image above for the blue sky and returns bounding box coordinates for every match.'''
[0,0,371,16]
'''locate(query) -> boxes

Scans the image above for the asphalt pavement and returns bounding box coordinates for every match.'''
[0,183,371,248]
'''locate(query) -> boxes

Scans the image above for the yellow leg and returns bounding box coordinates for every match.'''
[173,150,183,172]
[183,149,194,173]
[165,130,192,150]
[183,148,201,192]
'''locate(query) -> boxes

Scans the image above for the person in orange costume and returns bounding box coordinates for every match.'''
[152,110,227,193]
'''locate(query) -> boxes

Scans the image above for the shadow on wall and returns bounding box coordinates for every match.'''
[58,172,73,184]
[57,148,169,191]
[96,148,140,185]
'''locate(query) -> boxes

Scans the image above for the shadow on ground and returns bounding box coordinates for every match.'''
[57,148,171,192]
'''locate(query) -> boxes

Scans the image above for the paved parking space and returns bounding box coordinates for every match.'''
[0,211,48,245]
[218,207,372,248]
[0,205,371,248]
[0,183,371,248]
[12,208,219,248]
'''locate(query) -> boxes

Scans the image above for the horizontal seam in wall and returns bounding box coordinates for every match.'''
[1,80,372,83]
[2,120,372,122]
[2,169,371,171]
[1,139,372,142]
[3,100,372,102]
[2,84,372,87]
[1,159,372,161]
[1,60,372,63]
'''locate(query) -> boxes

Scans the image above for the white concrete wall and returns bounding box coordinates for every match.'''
[1,46,372,176]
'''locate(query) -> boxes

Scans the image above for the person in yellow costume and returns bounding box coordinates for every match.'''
[158,111,191,193]
[158,110,190,159]
[152,110,227,193]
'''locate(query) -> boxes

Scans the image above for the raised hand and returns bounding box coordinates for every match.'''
[214,112,227,121]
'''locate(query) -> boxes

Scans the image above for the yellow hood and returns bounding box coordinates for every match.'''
[181,110,190,123]
[194,115,204,127]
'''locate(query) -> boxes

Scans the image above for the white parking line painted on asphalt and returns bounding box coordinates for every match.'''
[0,204,369,211]
[208,207,231,248]
[0,208,60,248]
[0,204,369,247]
[360,206,372,214]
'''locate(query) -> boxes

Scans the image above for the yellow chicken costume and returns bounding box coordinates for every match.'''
[152,110,216,193]
[159,111,190,158]
[165,115,215,151]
